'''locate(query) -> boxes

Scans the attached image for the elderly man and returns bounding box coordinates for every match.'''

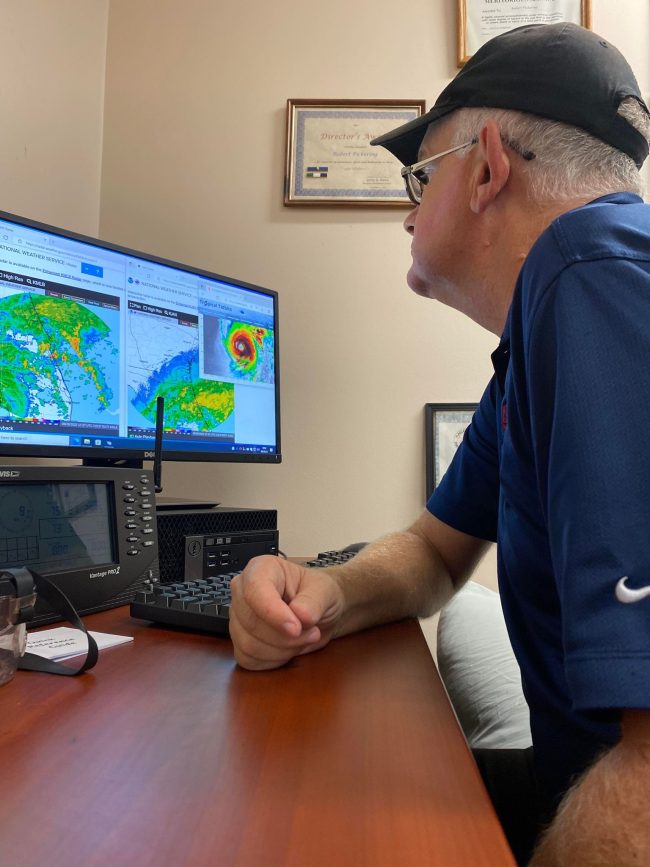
[230,23,650,866]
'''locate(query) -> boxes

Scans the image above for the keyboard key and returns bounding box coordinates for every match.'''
[170,596,195,611]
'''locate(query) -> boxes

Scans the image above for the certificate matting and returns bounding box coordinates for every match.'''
[285,100,426,206]
[457,0,592,66]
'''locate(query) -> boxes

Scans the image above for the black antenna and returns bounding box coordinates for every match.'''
[153,396,164,494]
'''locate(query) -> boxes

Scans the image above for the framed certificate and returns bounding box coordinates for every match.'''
[457,0,592,66]
[425,403,478,501]
[284,99,426,206]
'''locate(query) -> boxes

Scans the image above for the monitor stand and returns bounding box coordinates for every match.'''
[155,496,219,511]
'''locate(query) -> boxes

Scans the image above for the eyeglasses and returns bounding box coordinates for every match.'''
[401,140,476,205]
[401,137,536,205]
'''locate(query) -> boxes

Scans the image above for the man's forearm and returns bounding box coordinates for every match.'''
[327,530,453,637]
[530,711,650,866]
[327,513,489,638]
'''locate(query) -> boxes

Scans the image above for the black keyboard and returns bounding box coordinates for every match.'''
[129,549,362,636]
[130,573,235,636]
[301,549,359,567]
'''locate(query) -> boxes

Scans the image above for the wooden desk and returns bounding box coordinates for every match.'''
[0,608,515,866]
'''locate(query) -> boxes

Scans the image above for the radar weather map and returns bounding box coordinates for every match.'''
[0,292,119,425]
[131,347,235,432]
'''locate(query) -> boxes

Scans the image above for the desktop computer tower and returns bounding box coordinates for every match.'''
[155,505,278,583]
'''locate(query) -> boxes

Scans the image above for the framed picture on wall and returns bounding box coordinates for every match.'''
[425,403,478,501]
[456,0,592,66]
[284,99,426,206]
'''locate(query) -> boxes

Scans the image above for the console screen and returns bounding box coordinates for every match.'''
[0,482,115,573]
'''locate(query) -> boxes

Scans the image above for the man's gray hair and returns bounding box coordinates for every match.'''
[449,98,649,201]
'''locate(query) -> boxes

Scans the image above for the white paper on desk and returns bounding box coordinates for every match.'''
[26,627,133,661]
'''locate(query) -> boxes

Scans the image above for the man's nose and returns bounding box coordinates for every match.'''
[403,206,417,235]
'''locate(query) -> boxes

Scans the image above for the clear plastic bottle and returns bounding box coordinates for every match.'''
[0,593,29,686]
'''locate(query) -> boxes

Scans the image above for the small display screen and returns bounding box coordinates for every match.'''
[0,482,115,573]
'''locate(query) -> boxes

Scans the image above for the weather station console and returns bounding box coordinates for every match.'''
[0,464,159,625]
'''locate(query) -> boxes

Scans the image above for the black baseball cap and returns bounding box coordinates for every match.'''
[371,23,649,168]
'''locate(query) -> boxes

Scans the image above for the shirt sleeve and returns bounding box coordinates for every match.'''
[427,377,500,543]
[527,256,650,712]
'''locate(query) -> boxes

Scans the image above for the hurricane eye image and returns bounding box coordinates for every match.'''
[0,291,119,424]
[203,318,275,383]
[229,326,258,372]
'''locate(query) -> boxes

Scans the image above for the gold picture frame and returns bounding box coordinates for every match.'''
[457,0,593,67]
[284,99,426,206]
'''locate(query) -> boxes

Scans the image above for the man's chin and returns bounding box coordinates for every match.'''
[406,271,435,299]
[407,272,464,310]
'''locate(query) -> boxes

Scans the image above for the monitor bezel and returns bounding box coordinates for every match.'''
[0,209,281,465]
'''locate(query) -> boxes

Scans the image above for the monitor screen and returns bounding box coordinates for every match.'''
[0,210,280,465]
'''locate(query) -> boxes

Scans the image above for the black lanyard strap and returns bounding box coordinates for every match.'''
[2,567,99,677]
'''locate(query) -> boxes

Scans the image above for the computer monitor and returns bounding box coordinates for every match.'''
[0,210,280,467]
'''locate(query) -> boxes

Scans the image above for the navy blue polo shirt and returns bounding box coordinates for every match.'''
[429,193,650,805]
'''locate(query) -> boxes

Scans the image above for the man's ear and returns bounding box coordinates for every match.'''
[469,120,511,214]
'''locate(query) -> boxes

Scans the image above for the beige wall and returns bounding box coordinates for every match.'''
[0,1,647,565]
[0,0,108,233]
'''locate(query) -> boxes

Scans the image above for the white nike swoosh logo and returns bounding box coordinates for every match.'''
[615,576,650,604]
